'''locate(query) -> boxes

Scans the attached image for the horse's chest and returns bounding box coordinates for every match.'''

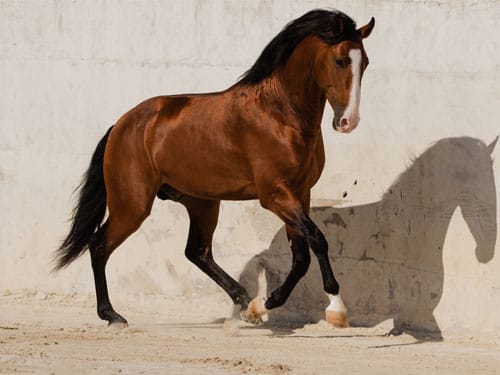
[288,138,325,189]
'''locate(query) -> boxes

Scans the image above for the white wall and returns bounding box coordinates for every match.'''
[1,0,499,336]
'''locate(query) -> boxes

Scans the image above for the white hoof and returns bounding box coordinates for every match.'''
[325,294,349,328]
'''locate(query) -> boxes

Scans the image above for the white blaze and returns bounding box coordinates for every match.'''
[342,49,362,126]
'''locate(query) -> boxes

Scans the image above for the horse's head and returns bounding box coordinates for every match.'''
[379,137,497,264]
[414,136,497,264]
[314,17,374,133]
[459,137,498,263]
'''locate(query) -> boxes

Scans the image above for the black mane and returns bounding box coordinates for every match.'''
[238,9,357,86]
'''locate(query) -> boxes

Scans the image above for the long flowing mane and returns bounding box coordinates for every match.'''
[238,9,357,86]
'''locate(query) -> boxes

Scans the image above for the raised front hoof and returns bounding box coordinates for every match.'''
[325,309,350,328]
[241,296,267,324]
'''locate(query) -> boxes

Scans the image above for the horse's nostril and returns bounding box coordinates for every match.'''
[340,118,349,128]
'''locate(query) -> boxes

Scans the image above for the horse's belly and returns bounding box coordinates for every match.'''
[162,174,257,201]
[158,155,257,201]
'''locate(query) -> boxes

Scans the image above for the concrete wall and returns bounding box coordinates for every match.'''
[1,0,499,336]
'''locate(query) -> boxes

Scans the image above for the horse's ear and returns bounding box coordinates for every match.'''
[487,136,499,154]
[358,17,375,39]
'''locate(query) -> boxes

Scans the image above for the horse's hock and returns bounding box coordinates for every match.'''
[1,0,499,338]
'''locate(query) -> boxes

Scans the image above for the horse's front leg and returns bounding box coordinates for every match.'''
[244,224,310,323]
[245,181,349,328]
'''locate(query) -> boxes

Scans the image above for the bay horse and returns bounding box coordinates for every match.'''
[55,9,375,327]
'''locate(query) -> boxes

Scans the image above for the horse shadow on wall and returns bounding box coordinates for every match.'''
[238,137,498,339]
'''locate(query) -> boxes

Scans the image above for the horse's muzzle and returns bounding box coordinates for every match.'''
[333,115,359,133]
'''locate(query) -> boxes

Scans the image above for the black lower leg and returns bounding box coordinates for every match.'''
[88,231,127,325]
[185,230,251,309]
[265,236,311,310]
[302,215,339,295]
[191,255,251,308]
[183,198,251,309]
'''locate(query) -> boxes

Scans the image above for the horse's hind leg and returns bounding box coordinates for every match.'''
[181,197,251,311]
[89,223,128,326]
[90,164,156,326]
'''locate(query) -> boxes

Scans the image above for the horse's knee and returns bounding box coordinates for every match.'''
[298,217,339,295]
[310,232,328,256]
[293,214,328,256]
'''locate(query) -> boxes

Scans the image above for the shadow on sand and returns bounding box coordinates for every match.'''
[238,137,498,340]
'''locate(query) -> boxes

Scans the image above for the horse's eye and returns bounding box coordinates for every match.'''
[335,57,350,68]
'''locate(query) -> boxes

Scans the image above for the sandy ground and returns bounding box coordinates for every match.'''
[1,293,499,374]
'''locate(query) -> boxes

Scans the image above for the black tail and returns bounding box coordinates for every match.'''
[54,127,113,270]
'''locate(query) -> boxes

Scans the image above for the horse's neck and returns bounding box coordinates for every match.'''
[376,180,458,248]
[273,38,326,133]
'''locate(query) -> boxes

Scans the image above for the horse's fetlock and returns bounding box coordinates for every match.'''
[325,281,340,295]
[97,304,113,319]
[233,290,251,307]
[265,292,284,310]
